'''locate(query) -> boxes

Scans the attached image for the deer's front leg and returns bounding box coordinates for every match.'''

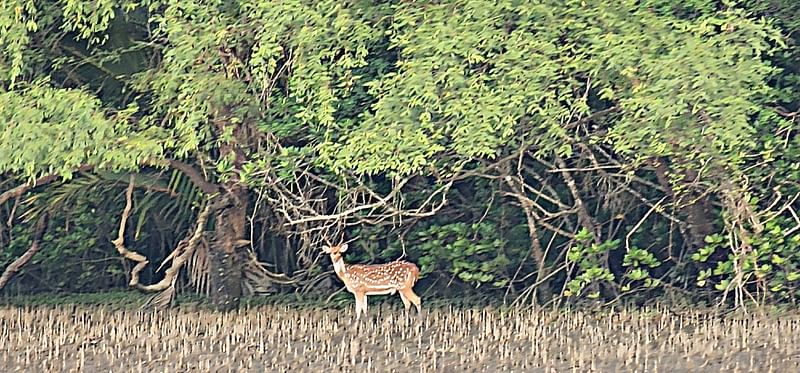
[360,293,369,319]
[400,287,422,315]
[399,291,411,310]
[353,291,366,319]
[353,292,361,319]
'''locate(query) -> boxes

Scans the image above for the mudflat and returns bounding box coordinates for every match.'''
[1,304,798,372]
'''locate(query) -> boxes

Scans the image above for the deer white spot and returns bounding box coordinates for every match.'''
[324,244,421,313]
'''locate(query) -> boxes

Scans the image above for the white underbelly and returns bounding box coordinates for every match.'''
[365,288,397,296]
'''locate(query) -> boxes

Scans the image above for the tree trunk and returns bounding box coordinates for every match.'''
[208,186,249,311]
[503,176,553,304]
[527,212,553,305]
[653,159,715,252]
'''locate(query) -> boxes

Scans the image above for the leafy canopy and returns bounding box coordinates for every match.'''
[0,0,786,186]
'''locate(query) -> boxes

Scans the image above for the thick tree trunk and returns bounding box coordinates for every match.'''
[208,186,249,311]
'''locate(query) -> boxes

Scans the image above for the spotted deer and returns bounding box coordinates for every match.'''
[322,243,422,319]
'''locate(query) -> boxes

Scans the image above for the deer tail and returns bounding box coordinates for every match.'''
[410,263,420,284]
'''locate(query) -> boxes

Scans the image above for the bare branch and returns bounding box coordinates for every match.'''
[785,206,800,237]
[0,165,93,205]
[625,196,668,252]
[762,191,800,223]
[773,106,799,119]
[0,212,49,290]
[283,176,413,226]
[503,174,554,303]
[554,156,600,242]
[546,165,621,173]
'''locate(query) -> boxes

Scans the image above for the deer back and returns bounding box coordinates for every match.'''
[343,260,419,292]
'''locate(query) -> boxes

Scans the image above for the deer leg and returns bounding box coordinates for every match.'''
[400,287,422,315]
[399,290,411,311]
[353,292,363,319]
[360,293,369,318]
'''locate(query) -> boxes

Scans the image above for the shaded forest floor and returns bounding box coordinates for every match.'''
[1,292,799,372]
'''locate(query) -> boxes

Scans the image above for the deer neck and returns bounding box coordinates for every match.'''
[331,256,348,280]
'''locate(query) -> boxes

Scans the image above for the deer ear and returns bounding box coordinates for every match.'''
[339,243,349,252]
[322,246,331,254]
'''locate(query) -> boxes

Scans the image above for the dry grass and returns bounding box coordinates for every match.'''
[1,304,799,372]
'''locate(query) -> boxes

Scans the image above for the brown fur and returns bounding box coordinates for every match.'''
[323,243,422,319]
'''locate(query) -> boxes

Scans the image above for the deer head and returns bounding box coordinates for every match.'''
[322,243,348,261]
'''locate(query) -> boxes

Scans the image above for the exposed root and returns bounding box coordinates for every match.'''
[111,174,150,287]
[137,196,227,293]
[241,250,299,296]
[187,237,211,296]
[142,278,178,309]
[111,173,238,307]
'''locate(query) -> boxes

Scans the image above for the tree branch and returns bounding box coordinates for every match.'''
[0,212,50,290]
[282,176,413,226]
[554,156,600,242]
[0,165,93,205]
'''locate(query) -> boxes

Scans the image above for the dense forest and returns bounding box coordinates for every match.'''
[1,0,799,312]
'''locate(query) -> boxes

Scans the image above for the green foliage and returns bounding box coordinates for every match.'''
[693,219,800,301]
[409,222,514,287]
[313,0,786,180]
[0,0,37,83]
[352,222,519,289]
[743,0,800,36]
[244,0,380,128]
[640,0,719,18]
[60,0,117,44]
[1,204,126,293]
[318,0,578,175]
[621,247,662,292]
[564,230,618,298]
[2,0,789,183]
[593,6,783,174]
[0,0,798,309]
[0,81,164,180]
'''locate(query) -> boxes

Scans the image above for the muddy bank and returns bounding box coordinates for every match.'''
[1,305,798,372]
